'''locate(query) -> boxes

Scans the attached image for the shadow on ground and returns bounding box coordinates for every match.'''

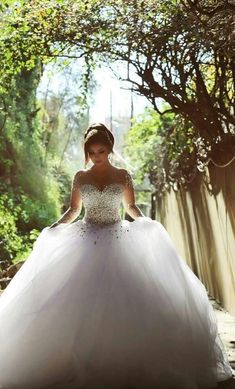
[218,377,235,388]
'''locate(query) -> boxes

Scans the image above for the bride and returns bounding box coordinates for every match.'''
[0,123,233,389]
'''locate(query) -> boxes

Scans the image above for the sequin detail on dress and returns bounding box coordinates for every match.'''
[77,183,130,243]
[81,183,123,225]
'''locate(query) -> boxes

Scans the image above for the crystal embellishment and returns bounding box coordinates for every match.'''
[70,170,135,242]
[80,183,123,226]
[75,182,131,242]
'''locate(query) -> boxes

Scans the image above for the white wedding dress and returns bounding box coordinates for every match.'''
[0,181,233,389]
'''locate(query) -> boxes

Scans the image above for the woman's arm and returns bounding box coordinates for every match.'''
[122,170,145,220]
[49,171,83,228]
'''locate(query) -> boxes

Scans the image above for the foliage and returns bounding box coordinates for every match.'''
[179,0,235,55]
[0,59,72,263]
[37,59,91,171]
[125,107,200,195]
[0,0,233,264]
[0,0,234,187]
[0,0,234,205]
[0,62,62,211]
[0,185,42,264]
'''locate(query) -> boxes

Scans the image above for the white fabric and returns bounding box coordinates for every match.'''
[0,195,233,388]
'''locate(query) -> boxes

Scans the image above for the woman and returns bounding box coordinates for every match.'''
[0,123,233,389]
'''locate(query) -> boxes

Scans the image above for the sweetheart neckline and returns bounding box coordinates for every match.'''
[80,182,125,193]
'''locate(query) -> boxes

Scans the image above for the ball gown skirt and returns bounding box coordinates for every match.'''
[0,216,233,389]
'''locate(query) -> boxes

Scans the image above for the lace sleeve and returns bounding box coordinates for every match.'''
[124,170,134,189]
[53,171,83,225]
[71,170,83,192]
[122,169,144,219]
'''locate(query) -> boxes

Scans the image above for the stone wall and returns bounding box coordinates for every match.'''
[154,160,235,315]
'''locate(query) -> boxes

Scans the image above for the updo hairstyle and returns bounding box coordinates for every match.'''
[83,123,115,166]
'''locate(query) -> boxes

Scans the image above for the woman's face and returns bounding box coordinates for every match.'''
[88,143,110,165]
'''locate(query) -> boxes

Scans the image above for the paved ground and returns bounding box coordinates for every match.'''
[210,296,235,388]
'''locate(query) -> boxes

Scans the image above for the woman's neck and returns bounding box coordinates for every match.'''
[91,161,112,174]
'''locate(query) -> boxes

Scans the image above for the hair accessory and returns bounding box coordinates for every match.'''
[103,129,113,146]
[84,125,114,147]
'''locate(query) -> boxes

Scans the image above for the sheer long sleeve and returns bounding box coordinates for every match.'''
[51,172,83,227]
[122,170,145,219]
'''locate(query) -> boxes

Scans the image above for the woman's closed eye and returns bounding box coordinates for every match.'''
[89,150,105,155]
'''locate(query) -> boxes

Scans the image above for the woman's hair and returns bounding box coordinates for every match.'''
[83,123,115,166]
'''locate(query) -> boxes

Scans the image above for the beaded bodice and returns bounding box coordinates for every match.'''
[79,183,124,225]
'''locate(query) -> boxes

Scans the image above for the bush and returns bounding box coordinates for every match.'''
[0,183,58,265]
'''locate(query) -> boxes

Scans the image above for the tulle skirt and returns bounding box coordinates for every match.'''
[0,217,233,389]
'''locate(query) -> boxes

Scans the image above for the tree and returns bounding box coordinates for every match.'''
[179,0,235,56]
[125,107,197,194]
[0,0,234,186]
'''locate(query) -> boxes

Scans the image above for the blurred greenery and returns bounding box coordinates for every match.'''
[0,185,41,264]
[124,107,198,195]
[0,57,89,265]
[0,65,60,264]
[0,0,234,263]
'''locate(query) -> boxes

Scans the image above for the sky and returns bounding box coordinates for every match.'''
[89,66,149,123]
[37,60,149,124]
[36,60,152,181]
